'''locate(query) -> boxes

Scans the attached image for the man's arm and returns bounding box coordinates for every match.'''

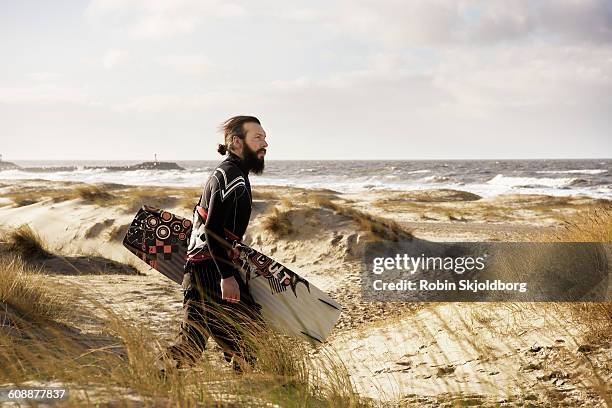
[204,186,235,279]
[203,168,246,303]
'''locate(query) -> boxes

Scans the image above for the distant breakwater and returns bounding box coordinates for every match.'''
[0,161,19,170]
[0,161,185,172]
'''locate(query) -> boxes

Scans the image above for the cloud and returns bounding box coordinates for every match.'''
[110,40,612,119]
[271,7,322,22]
[83,0,612,124]
[111,90,251,113]
[85,0,247,39]
[287,0,612,46]
[0,85,101,106]
[27,72,61,81]
[81,0,612,45]
[102,49,129,69]
[158,54,210,75]
[436,45,612,112]
[10,0,606,159]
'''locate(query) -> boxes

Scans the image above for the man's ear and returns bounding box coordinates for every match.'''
[231,135,239,147]
[231,135,243,153]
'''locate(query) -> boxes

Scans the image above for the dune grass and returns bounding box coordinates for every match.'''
[504,203,612,406]
[552,205,612,242]
[10,196,39,207]
[0,235,368,407]
[310,195,412,242]
[4,183,120,207]
[548,206,612,345]
[383,189,482,203]
[253,190,280,200]
[73,185,115,204]
[0,255,71,323]
[4,182,202,215]
[375,192,611,224]
[2,224,52,259]
[262,207,294,237]
[280,197,294,208]
[107,222,131,242]
[1,300,367,406]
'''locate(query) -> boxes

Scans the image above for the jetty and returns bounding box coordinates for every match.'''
[0,153,184,172]
[9,162,185,173]
[0,154,19,170]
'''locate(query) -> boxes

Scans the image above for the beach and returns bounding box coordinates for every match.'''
[4,0,612,404]
[0,178,610,406]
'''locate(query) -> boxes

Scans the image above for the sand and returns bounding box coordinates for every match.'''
[0,179,610,406]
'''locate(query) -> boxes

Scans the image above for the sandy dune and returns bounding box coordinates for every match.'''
[0,179,610,406]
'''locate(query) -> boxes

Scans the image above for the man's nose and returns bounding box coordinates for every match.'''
[262,140,268,148]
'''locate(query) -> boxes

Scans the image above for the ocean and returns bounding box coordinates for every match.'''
[1,159,610,199]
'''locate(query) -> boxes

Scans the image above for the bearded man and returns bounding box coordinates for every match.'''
[164,115,268,372]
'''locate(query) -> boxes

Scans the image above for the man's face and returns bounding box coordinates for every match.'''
[239,122,267,174]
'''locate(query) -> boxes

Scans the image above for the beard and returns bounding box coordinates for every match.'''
[242,143,265,175]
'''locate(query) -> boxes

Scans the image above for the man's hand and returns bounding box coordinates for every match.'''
[227,247,240,260]
[221,276,240,303]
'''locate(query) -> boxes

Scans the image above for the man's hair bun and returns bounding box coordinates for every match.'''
[217,144,228,155]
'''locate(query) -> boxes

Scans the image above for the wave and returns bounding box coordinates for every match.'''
[0,165,609,199]
[421,175,453,183]
[536,169,607,175]
[486,174,588,189]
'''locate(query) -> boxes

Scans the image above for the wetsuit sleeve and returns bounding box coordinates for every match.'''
[204,169,247,279]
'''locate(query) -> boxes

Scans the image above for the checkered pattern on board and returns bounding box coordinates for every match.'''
[146,239,178,260]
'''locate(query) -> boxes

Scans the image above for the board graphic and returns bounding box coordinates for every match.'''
[123,205,342,343]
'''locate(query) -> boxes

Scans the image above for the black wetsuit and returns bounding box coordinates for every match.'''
[187,152,252,276]
[168,153,261,367]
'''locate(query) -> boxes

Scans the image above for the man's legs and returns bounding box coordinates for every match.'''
[196,263,264,371]
[164,267,209,367]
[165,260,264,370]
[202,288,263,371]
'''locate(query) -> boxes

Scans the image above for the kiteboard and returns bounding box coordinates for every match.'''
[123,205,342,344]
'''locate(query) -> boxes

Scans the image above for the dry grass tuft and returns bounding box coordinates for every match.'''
[4,182,201,213]
[549,205,612,345]
[11,197,39,207]
[74,185,115,204]
[399,189,481,202]
[374,190,481,214]
[447,212,468,222]
[262,207,294,237]
[118,186,200,213]
[519,205,612,352]
[280,197,294,208]
[553,205,612,242]
[0,256,368,407]
[310,194,412,242]
[6,186,70,207]
[0,255,71,323]
[3,225,51,259]
[176,190,201,211]
[253,190,279,200]
[107,223,131,242]
[563,302,612,344]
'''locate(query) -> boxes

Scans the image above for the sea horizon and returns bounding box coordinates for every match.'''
[1,158,610,199]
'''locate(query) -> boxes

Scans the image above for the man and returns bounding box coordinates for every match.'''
[164,115,268,372]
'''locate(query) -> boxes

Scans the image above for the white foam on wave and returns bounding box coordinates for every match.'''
[0,168,207,187]
[536,169,607,175]
[486,174,584,188]
[0,168,608,199]
[595,186,612,194]
[420,175,453,183]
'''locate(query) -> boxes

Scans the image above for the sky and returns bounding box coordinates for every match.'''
[0,0,611,160]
